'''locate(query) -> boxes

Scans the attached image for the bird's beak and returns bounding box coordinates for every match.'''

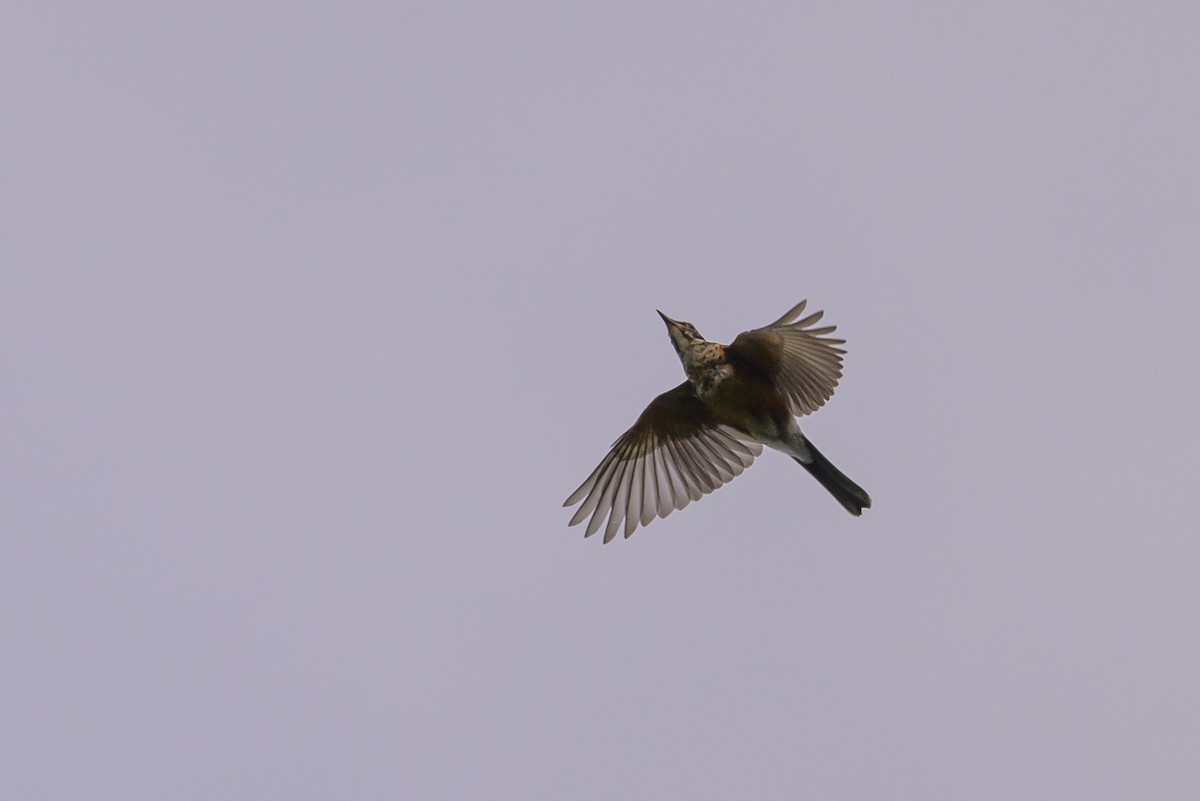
[657,310,689,352]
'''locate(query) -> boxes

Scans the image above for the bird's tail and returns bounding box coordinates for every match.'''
[793,438,872,516]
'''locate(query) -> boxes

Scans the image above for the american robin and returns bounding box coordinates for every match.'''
[564,300,871,543]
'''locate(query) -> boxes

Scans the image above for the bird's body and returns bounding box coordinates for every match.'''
[564,300,871,542]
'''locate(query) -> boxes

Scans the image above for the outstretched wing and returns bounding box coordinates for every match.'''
[563,381,763,543]
[725,299,846,417]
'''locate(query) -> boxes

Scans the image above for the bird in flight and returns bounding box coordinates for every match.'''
[564,300,871,543]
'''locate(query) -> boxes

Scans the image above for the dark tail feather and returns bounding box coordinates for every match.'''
[793,438,872,516]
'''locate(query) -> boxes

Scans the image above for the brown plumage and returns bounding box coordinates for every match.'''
[564,300,871,543]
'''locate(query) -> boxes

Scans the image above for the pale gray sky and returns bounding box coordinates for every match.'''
[4,2,1199,799]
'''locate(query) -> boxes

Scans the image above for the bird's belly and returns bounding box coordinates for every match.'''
[704,376,791,441]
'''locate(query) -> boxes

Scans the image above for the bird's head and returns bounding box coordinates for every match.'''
[657,310,706,358]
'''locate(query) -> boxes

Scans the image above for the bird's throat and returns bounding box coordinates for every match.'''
[683,342,732,397]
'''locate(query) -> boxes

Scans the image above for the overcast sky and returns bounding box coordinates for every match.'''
[4,2,1199,799]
